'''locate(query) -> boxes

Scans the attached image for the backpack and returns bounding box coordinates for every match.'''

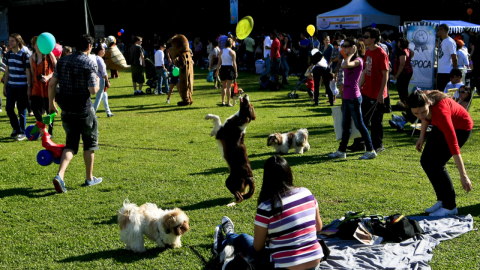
[381,214,424,242]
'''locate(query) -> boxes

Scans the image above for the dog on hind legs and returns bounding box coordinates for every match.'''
[117,200,190,252]
[205,94,256,207]
[267,128,310,154]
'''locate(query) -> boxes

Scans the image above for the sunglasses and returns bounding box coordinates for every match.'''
[459,91,470,94]
[363,35,371,39]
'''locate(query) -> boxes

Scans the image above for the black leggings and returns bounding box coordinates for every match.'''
[396,72,412,103]
[313,65,333,105]
[420,127,472,210]
[30,96,53,135]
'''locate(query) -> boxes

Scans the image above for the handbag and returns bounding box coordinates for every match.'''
[207,71,213,82]
[331,106,362,141]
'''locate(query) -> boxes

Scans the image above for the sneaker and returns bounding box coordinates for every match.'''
[425,201,443,213]
[359,151,377,160]
[160,92,166,95]
[53,175,67,193]
[0,108,2,112]
[134,91,138,95]
[221,216,235,235]
[429,207,458,217]
[375,146,385,153]
[10,130,18,138]
[107,113,114,117]
[213,225,225,256]
[328,151,346,158]
[16,134,26,141]
[138,91,145,95]
[347,143,365,152]
[85,176,103,187]
[166,98,170,104]
[154,89,159,95]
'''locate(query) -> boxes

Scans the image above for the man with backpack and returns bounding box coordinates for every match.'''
[2,33,32,141]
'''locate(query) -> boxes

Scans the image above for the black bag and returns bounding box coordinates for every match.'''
[335,212,366,240]
[380,214,424,242]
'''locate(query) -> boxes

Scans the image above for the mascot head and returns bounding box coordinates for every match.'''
[167,34,189,58]
[106,36,116,46]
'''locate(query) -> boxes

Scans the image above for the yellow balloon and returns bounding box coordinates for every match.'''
[307,25,315,36]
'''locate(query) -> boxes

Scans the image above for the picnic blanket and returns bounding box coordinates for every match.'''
[319,215,474,270]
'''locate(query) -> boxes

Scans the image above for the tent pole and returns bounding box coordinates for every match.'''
[84,0,89,35]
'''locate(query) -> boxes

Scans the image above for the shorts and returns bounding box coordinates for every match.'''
[170,75,179,85]
[131,65,145,84]
[219,66,235,81]
[337,68,344,86]
[62,107,99,155]
[270,58,281,76]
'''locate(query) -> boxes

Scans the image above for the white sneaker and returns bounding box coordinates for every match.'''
[429,207,458,217]
[16,134,26,141]
[359,151,377,160]
[328,151,346,158]
[425,201,443,213]
[154,89,158,95]
[166,98,170,104]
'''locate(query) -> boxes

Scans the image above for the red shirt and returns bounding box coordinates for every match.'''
[362,47,389,99]
[271,38,281,59]
[306,78,314,90]
[429,98,473,155]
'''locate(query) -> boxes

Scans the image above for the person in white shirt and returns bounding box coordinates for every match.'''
[436,24,458,93]
[154,43,169,95]
[456,40,469,82]
[208,40,221,89]
[93,45,113,117]
[443,68,464,99]
[261,34,272,77]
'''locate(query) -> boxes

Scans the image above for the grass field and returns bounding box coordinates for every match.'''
[0,67,479,269]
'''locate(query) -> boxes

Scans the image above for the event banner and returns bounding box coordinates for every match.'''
[407,24,436,89]
[230,0,238,24]
[317,15,361,31]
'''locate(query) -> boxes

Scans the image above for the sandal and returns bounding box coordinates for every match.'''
[227,104,233,107]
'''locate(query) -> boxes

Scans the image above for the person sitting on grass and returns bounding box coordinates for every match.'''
[443,68,463,99]
[213,156,324,269]
[457,85,472,110]
[407,90,473,216]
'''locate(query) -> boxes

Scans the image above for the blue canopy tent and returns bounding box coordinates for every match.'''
[316,0,400,31]
[399,20,480,34]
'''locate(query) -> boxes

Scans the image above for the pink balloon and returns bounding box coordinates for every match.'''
[52,43,63,57]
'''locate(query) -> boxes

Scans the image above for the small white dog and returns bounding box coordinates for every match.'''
[117,200,190,252]
[267,128,310,154]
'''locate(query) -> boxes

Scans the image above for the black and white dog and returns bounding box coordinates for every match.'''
[205,95,256,207]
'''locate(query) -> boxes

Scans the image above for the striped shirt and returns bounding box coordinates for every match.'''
[5,48,31,88]
[255,187,323,268]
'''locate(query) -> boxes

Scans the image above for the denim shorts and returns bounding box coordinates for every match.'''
[62,107,99,154]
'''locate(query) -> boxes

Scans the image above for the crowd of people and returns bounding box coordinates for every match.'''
[0,23,476,269]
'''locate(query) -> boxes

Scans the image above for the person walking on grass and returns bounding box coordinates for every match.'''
[348,27,389,154]
[3,33,32,141]
[48,34,102,193]
[154,43,169,95]
[328,38,377,160]
[130,36,146,95]
[269,30,282,91]
[92,45,114,117]
[217,38,237,107]
[407,90,473,216]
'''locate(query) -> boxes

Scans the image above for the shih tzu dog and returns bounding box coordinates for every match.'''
[117,200,189,252]
[267,128,310,154]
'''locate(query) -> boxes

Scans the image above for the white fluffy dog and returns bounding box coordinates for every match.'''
[117,200,190,252]
[267,128,310,154]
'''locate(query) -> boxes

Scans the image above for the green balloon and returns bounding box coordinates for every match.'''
[172,67,180,77]
[37,32,56,55]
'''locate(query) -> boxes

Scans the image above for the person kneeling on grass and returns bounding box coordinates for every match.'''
[48,34,103,193]
[213,156,324,270]
[407,90,473,216]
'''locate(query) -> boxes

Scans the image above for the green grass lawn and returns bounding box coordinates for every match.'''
[0,67,479,269]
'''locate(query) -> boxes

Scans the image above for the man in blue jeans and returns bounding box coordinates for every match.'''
[154,43,169,94]
[3,33,31,141]
[261,33,272,78]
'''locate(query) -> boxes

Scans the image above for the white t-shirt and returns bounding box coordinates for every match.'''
[457,49,469,69]
[264,36,272,58]
[438,37,457,74]
[255,59,265,74]
[209,47,220,67]
[330,79,339,96]
[444,82,464,99]
[154,50,164,67]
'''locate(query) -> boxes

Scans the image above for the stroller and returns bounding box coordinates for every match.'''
[288,66,313,99]
[144,57,158,94]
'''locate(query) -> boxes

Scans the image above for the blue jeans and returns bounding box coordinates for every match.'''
[6,85,28,134]
[223,233,257,262]
[156,68,169,93]
[281,52,289,80]
[93,77,111,115]
[339,96,374,152]
[261,57,271,77]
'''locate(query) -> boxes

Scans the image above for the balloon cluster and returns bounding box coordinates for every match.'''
[118,29,125,36]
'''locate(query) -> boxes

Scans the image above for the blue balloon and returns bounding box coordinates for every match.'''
[371,23,376,28]
[120,29,125,34]
[37,32,56,55]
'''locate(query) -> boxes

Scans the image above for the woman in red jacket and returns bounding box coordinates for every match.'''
[407,90,473,216]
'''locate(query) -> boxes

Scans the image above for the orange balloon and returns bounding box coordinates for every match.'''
[118,32,122,36]
[467,8,473,16]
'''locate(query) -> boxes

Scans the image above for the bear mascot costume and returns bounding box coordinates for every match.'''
[167,34,194,106]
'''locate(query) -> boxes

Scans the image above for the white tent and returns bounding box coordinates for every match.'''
[316,0,400,31]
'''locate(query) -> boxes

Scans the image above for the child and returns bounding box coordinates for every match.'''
[306,73,314,99]
[444,68,463,99]
[166,65,180,104]
[328,72,338,103]
[330,40,340,71]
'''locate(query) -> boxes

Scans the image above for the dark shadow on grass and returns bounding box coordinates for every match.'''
[0,188,56,199]
[58,247,168,264]
[138,106,210,114]
[181,198,232,211]
[98,143,180,152]
[457,203,480,217]
[93,215,117,225]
